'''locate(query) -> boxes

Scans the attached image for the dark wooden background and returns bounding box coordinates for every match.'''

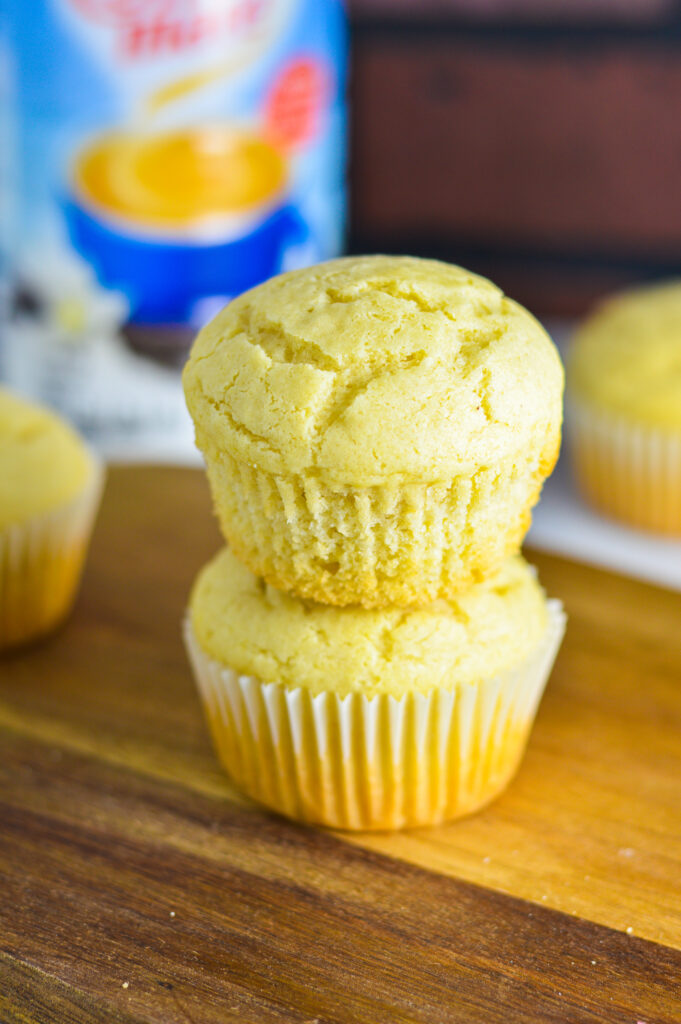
[347,0,681,315]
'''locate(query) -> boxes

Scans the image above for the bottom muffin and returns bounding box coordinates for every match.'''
[185,548,565,830]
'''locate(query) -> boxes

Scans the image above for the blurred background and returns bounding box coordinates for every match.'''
[347,0,681,317]
[2,0,681,587]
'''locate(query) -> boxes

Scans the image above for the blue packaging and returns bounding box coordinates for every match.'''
[1,0,346,454]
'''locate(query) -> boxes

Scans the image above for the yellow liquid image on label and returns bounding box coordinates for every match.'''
[74,127,287,227]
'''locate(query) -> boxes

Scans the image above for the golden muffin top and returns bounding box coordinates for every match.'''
[570,280,681,430]
[184,256,564,485]
[0,388,95,529]
[189,547,548,698]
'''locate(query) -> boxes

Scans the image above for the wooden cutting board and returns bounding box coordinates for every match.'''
[1,465,680,1024]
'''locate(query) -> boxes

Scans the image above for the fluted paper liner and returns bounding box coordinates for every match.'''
[184,599,566,830]
[0,462,104,649]
[569,400,681,536]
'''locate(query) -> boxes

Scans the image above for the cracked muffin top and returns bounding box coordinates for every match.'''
[183,256,563,485]
[189,547,548,697]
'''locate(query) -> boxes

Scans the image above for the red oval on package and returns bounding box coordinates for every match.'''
[265,57,328,150]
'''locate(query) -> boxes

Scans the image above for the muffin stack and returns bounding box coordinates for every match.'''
[182,256,566,830]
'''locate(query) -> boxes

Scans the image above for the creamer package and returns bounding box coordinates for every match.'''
[0,0,346,456]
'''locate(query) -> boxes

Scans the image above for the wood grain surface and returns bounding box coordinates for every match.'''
[1,465,680,1024]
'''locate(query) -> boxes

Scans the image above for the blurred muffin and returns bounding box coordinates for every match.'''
[185,547,565,830]
[569,280,681,535]
[183,256,564,607]
[0,388,103,650]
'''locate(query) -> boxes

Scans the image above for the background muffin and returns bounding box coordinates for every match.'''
[569,280,681,535]
[185,547,565,830]
[0,388,103,650]
[184,256,564,607]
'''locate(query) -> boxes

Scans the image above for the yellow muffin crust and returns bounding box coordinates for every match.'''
[184,255,563,485]
[0,388,94,529]
[570,280,681,431]
[189,547,549,699]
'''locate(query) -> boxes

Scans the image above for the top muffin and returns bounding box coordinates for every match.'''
[185,255,562,484]
[0,387,94,530]
[184,256,563,607]
[570,279,681,431]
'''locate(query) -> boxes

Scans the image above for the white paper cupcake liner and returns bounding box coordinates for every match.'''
[184,599,566,830]
[0,460,104,649]
[568,400,681,535]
